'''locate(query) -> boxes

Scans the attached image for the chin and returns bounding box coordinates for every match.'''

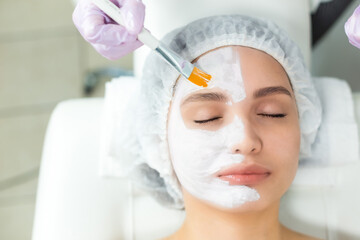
[215,197,276,213]
[197,187,284,214]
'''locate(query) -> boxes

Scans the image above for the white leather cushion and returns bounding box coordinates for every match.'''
[32,99,134,240]
[33,94,360,239]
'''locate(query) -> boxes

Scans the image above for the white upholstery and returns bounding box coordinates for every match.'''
[32,99,184,240]
[32,93,360,240]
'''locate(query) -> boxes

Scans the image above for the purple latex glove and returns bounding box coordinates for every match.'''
[73,0,145,60]
[345,4,360,49]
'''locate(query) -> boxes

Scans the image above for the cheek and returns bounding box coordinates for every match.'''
[268,124,300,155]
[262,117,300,178]
[255,119,300,205]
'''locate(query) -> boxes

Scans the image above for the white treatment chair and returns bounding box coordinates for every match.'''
[32,1,360,239]
[32,92,360,240]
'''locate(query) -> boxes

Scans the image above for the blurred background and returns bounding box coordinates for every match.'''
[0,0,359,239]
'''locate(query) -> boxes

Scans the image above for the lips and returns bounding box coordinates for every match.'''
[217,163,271,185]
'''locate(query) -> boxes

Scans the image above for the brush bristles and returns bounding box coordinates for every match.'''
[188,67,212,87]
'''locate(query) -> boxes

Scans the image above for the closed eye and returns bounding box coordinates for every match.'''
[258,113,287,118]
[194,116,222,124]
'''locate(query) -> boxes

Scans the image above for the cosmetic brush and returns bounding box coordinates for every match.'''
[92,0,212,87]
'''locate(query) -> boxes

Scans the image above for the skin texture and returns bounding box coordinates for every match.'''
[164,46,322,240]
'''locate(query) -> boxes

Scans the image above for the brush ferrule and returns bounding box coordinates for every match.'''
[155,43,192,79]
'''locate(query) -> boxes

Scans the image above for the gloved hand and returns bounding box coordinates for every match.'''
[345,4,360,49]
[73,0,145,60]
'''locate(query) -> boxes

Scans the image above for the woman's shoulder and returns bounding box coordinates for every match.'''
[283,226,323,240]
[292,233,323,240]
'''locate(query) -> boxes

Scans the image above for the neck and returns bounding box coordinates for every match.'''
[173,193,284,240]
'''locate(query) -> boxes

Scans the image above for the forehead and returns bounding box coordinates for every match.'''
[195,46,290,87]
[232,46,291,90]
[174,46,291,102]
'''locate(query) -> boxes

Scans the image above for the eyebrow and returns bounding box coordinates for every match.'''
[181,92,229,106]
[253,86,292,99]
[180,86,292,106]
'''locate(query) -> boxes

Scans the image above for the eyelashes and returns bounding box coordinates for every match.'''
[193,113,287,124]
[194,116,222,124]
[257,113,287,118]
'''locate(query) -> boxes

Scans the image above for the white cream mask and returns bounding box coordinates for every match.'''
[167,47,260,209]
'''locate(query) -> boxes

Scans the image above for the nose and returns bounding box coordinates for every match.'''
[231,121,262,155]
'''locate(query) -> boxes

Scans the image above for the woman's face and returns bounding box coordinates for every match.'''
[167,46,300,211]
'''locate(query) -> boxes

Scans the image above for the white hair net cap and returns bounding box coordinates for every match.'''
[123,14,322,209]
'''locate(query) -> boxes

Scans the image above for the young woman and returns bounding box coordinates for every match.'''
[121,15,323,240]
[164,45,319,240]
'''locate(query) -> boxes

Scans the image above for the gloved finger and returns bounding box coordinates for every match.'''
[73,0,122,39]
[74,0,143,45]
[73,0,105,38]
[93,39,143,60]
[344,5,360,49]
[86,23,140,46]
[119,0,145,35]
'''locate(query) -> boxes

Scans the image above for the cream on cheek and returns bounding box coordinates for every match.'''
[167,47,260,209]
